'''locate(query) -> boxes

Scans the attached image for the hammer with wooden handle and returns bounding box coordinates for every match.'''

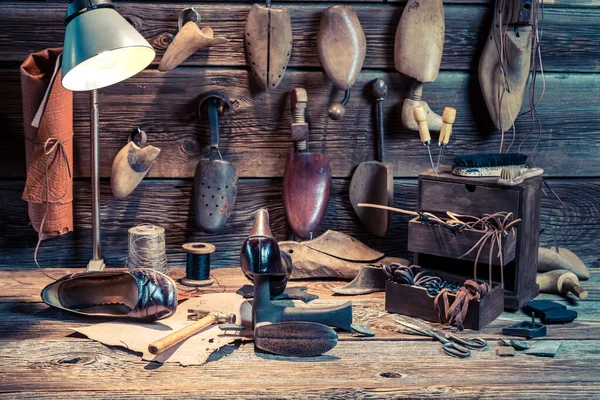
[148,310,236,355]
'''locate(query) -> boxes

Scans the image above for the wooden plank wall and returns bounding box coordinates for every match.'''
[0,0,599,270]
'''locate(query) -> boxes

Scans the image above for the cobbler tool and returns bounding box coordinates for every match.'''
[148,310,235,355]
[194,91,238,233]
[332,264,387,295]
[254,322,338,357]
[349,78,394,237]
[413,105,437,174]
[159,7,228,72]
[181,242,215,287]
[497,166,544,186]
[41,268,177,321]
[452,153,528,177]
[524,341,562,358]
[111,127,160,198]
[500,338,530,350]
[394,317,487,358]
[537,269,588,300]
[436,107,456,173]
[283,88,332,240]
[538,247,590,280]
[244,1,292,91]
[241,209,364,356]
[523,300,578,324]
[502,312,546,339]
[479,0,536,131]
[318,5,366,120]
[236,284,318,303]
[395,0,445,132]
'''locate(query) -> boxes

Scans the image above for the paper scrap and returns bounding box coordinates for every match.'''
[74,293,253,366]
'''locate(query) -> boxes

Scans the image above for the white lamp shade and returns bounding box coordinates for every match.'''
[62,7,155,91]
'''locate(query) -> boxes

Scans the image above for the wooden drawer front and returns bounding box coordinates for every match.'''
[408,218,516,266]
[420,180,520,216]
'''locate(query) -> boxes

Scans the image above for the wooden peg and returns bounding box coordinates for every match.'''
[290,88,308,143]
[413,105,431,145]
[537,270,589,300]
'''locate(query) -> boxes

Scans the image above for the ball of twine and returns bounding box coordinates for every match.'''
[126,224,167,273]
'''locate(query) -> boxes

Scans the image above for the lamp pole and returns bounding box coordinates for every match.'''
[87,89,105,271]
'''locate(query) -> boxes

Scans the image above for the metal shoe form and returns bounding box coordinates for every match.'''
[283,88,332,240]
[193,91,238,233]
[317,5,366,120]
[479,0,535,131]
[158,7,228,72]
[241,209,353,332]
[349,79,393,237]
[395,0,445,131]
[244,1,292,91]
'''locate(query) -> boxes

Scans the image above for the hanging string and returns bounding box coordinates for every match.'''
[126,224,168,273]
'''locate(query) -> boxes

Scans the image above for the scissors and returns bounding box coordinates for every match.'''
[394,317,487,358]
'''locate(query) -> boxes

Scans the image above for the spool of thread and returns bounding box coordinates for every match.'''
[181,242,215,287]
[126,224,167,273]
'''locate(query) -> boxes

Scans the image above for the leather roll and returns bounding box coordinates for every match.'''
[20,48,73,239]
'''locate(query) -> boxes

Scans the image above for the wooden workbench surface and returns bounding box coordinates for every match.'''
[1,267,599,399]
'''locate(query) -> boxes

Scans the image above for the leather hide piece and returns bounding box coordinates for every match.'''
[279,230,409,280]
[20,48,73,239]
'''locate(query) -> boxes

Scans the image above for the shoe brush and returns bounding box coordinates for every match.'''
[497,166,544,186]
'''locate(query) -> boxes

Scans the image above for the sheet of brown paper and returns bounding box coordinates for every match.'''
[74,293,253,366]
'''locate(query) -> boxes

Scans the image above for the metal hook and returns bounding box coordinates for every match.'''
[128,127,147,148]
[178,6,199,31]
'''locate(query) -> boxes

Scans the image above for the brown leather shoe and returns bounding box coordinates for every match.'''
[41,268,177,321]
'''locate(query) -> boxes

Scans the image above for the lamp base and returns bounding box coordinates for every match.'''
[87,258,105,272]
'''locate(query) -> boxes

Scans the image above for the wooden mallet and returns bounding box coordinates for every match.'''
[148,310,236,355]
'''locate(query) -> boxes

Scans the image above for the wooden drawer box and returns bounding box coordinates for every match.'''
[385,266,504,330]
[408,217,517,266]
[415,168,541,310]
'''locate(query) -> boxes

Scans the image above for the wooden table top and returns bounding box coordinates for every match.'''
[1,267,599,399]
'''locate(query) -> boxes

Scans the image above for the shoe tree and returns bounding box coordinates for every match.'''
[318,5,366,120]
[158,7,228,72]
[111,128,160,198]
[537,269,588,300]
[245,1,292,91]
[479,0,536,131]
[538,247,590,280]
[395,0,445,131]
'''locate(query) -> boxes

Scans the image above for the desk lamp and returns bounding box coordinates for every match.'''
[61,0,155,271]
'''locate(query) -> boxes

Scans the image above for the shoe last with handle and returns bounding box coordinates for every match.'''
[41,268,177,321]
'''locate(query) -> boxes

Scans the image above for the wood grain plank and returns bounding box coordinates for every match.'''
[1,3,598,71]
[2,69,599,179]
[4,386,600,400]
[1,338,599,394]
[0,180,600,268]
[1,178,599,269]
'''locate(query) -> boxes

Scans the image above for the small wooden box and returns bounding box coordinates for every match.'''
[414,168,541,310]
[385,266,504,330]
[408,217,517,265]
